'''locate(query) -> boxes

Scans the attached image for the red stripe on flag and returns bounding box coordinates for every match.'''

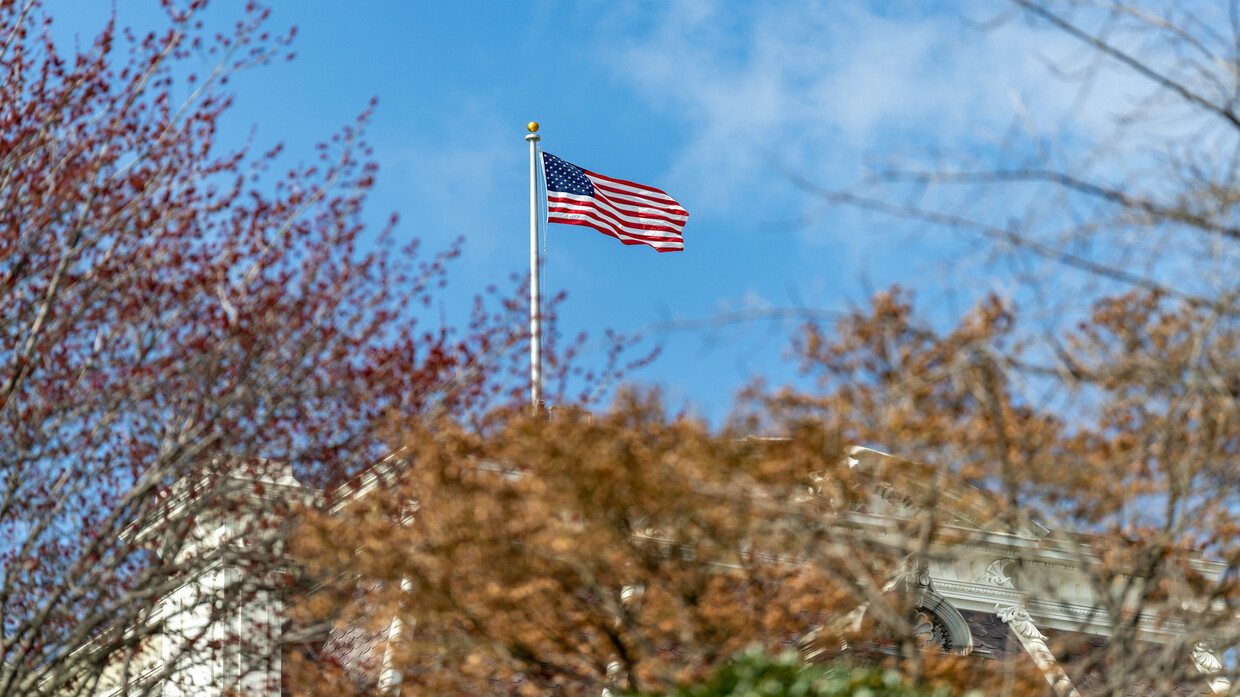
[547,207,684,251]
[549,193,684,234]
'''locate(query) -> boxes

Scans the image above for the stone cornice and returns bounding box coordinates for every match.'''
[933,571,1190,640]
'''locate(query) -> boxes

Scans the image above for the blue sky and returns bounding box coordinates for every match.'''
[52,0,1140,422]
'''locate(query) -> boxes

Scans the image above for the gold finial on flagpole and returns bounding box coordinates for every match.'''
[527,121,540,133]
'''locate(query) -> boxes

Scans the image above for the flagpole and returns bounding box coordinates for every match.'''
[526,121,542,412]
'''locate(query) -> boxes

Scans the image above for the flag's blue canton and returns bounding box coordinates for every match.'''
[542,153,594,197]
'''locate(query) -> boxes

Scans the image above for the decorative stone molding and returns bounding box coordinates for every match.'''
[996,604,1081,697]
[880,560,974,656]
[917,590,973,655]
[872,482,918,518]
[931,578,1025,605]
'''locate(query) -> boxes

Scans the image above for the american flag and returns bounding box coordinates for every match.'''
[541,152,688,252]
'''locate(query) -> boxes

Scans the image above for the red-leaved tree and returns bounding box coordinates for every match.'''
[0,2,547,696]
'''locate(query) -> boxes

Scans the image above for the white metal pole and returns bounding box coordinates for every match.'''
[526,122,542,411]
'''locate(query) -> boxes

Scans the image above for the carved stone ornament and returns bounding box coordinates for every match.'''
[798,470,834,504]
[983,558,1017,589]
[1192,642,1232,695]
[913,609,952,652]
[883,557,931,593]
[1193,642,1222,672]
[903,567,932,590]
[995,604,1047,641]
[878,482,920,518]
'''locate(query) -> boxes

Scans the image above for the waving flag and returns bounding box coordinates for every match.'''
[541,152,688,252]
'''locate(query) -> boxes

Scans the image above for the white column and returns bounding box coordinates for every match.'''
[996,604,1081,697]
[985,559,1080,697]
[378,578,414,695]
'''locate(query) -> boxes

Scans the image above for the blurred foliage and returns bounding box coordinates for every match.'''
[625,648,971,697]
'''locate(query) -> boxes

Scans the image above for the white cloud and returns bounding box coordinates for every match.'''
[597,0,1149,219]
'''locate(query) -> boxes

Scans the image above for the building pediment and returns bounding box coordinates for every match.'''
[840,447,1226,641]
